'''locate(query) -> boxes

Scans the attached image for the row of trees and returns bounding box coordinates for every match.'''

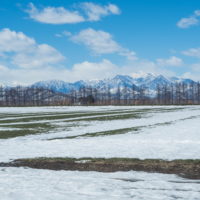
[0,86,71,106]
[0,82,200,106]
[69,82,200,105]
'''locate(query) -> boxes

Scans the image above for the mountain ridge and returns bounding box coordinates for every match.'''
[31,74,197,94]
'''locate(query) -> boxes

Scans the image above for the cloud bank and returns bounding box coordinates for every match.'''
[25,2,120,24]
[0,28,65,69]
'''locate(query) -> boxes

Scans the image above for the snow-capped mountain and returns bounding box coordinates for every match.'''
[31,74,197,94]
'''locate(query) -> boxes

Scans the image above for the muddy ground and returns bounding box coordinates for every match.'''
[1,157,200,179]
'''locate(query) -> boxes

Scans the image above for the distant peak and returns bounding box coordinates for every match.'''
[156,74,166,79]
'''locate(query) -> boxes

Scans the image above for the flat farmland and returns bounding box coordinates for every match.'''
[0,106,200,199]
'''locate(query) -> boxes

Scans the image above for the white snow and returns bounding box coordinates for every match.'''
[39,106,200,139]
[0,106,200,162]
[0,105,135,114]
[0,167,199,200]
[1,106,200,199]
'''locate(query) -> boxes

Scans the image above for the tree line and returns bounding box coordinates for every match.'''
[0,82,200,106]
[0,86,71,106]
[70,82,200,105]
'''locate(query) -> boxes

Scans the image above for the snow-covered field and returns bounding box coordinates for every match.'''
[0,167,200,200]
[0,106,200,161]
[0,105,200,199]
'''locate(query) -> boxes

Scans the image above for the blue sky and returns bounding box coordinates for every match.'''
[0,0,200,84]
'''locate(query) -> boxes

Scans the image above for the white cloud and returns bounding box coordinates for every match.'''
[55,31,72,38]
[12,44,64,68]
[71,59,177,81]
[177,10,200,28]
[81,2,120,21]
[0,60,118,85]
[177,17,198,28]
[71,59,117,80]
[194,10,200,16]
[182,71,200,81]
[180,62,200,81]
[26,3,85,24]
[0,56,184,85]
[0,28,35,52]
[0,66,68,86]
[0,28,65,69]
[0,64,8,71]
[62,31,72,37]
[71,28,137,60]
[25,2,120,24]
[156,56,183,67]
[182,47,200,58]
[71,28,120,54]
[0,29,137,85]
[107,4,120,15]
[119,49,137,61]
[191,63,200,71]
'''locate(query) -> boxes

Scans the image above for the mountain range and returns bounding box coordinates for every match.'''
[31,73,196,95]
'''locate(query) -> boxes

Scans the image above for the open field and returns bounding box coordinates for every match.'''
[0,105,200,199]
[1,168,200,200]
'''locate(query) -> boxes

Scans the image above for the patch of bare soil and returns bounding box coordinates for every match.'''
[1,158,200,179]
